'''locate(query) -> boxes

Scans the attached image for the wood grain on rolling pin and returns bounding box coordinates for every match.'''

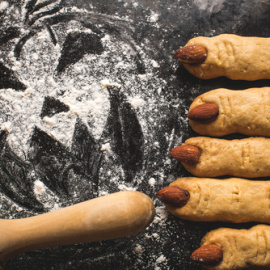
[158,177,270,223]
[176,34,270,80]
[171,137,270,178]
[188,87,270,137]
[0,191,155,269]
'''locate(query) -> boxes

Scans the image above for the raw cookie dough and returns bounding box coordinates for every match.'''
[181,137,270,178]
[182,34,270,80]
[167,177,270,223]
[201,225,270,270]
[189,87,270,137]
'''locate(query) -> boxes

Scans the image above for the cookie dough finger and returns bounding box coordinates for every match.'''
[157,177,270,223]
[175,34,270,80]
[188,87,270,137]
[170,137,270,178]
[191,225,270,269]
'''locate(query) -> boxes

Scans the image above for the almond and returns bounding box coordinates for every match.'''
[156,186,190,207]
[191,244,223,265]
[188,103,219,123]
[174,45,207,64]
[170,145,201,164]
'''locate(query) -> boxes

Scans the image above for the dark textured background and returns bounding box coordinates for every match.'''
[1,0,270,269]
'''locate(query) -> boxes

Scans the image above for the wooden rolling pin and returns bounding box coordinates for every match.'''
[0,191,155,269]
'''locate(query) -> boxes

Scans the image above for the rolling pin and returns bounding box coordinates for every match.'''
[0,191,155,269]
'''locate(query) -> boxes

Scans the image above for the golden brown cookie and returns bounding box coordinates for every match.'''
[191,225,270,269]
[170,137,270,178]
[188,87,270,137]
[157,177,270,223]
[175,34,270,80]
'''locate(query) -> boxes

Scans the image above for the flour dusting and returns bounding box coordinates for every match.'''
[0,1,181,269]
[33,180,61,211]
[0,1,9,11]
[193,0,226,13]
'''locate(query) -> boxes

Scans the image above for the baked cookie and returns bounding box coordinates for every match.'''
[175,34,270,80]
[170,137,270,178]
[191,225,270,269]
[157,177,270,223]
[188,87,270,137]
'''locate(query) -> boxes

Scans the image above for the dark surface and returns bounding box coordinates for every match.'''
[1,0,270,269]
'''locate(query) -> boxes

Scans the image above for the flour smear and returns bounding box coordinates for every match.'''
[0,1,174,269]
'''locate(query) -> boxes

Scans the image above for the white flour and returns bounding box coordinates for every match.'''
[148,177,156,187]
[193,0,226,14]
[0,1,180,269]
[1,27,168,159]
[33,180,61,210]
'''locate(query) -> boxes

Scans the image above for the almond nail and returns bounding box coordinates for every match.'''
[170,145,201,164]
[174,45,207,64]
[156,186,190,207]
[188,103,219,123]
[191,244,223,265]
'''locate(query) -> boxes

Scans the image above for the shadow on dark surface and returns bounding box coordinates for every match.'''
[175,65,270,91]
